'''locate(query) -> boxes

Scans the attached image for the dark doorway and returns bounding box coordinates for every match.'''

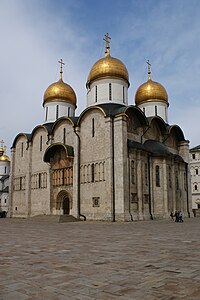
[63,197,70,215]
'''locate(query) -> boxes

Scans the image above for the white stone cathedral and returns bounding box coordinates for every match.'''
[0,141,10,214]
[9,34,192,221]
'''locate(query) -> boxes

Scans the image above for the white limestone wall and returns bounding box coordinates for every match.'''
[11,135,29,217]
[30,129,50,216]
[138,101,168,122]
[190,151,200,209]
[53,119,75,146]
[78,109,113,220]
[87,78,128,107]
[44,101,75,123]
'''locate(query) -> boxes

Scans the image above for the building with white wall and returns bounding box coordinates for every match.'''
[9,34,192,221]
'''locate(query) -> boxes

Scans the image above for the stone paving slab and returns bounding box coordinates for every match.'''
[0,218,200,299]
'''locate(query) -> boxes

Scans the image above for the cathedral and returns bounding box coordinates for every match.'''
[0,141,10,214]
[10,34,192,221]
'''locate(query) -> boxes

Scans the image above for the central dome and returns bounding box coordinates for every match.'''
[87,54,129,88]
[43,78,77,107]
[0,154,10,162]
[135,79,168,105]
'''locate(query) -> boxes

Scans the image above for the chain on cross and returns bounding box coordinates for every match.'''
[103,33,111,55]
[146,60,151,80]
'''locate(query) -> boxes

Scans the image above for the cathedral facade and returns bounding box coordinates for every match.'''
[9,35,192,221]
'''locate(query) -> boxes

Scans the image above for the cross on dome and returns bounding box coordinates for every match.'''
[103,33,111,56]
[58,59,65,80]
[146,60,151,80]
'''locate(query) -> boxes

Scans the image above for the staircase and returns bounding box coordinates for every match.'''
[29,215,80,223]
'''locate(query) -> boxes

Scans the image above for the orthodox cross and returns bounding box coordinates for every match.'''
[146,60,151,80]
[0,139,4,148]
[58,59,65,79]
[103,33,111,55]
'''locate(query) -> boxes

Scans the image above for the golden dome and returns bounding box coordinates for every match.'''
[135,61,168,105]
[43,78,77,107]
[135,79,168,105]
[0,154,10,162]
[87,54,129,88]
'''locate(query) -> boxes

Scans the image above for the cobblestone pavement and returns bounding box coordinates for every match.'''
[1,217,200,300]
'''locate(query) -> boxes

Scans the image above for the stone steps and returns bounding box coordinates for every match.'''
[29,215,80,223]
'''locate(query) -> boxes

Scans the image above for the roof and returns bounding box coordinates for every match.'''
[190,145,200,151]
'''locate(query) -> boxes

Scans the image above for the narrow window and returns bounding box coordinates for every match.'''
[4,166,7,174]
[4,198,7,204]
[155,105,157,116]
[38,173,41,189]
[195,184,198,191]
[131,160,135,184]
[95,86,97,102]
[19,177,22,190]
[196,169,198,175]
[192,153,195,159]
[109,83,112,101]
[40,136,42,151]
[184,172,187,190]
[145,163,148,185]
[169,166,172,188]
[91,164,95,182]
[21,142,24,157]
[156,165,160,187]
[92,118,95,137]
[143,107,145,114]
[123,86,125,103]
[175,170,179,190]
[68,107,70,116]
[56,105,59,119]
[63,128,66,144]
[45,107,48,121]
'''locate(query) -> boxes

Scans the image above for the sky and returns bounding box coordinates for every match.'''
[1,0,200,155]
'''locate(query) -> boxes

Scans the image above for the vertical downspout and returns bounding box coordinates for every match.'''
[148,154,153,220]
[73,126,86,221]
[111,117,115,222]
[185,163,190,217]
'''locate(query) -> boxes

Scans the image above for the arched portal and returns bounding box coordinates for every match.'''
[56,190,71,215]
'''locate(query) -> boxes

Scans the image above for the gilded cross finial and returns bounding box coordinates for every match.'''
[0,139,4,148]
[103,33,111,56]
[146,60,151,80]
[58,59,65,80]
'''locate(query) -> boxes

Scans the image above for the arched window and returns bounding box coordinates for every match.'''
[63,128,66,144]
[40,136,42,151]
[91,163,95,182]
[123,86,125,103]
[155,105,157,116]
[45,107,48,121]
[195,184,198,191]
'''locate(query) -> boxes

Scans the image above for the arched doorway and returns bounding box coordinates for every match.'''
[56,191,71,215]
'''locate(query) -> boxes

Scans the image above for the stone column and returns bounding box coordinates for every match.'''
[9,148,16,217]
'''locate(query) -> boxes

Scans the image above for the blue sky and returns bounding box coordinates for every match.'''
[1,0,200,154]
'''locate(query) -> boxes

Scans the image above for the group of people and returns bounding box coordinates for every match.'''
[170,211,184,222]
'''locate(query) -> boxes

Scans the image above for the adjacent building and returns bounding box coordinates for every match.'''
[0,141,10,214]
[189,145,200,214]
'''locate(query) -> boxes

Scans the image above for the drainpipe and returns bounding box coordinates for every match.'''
[128,154,133,221]
[185,163,190,218]
[111,117,115,222]
[73,126,86,221]
[147,154,153,220]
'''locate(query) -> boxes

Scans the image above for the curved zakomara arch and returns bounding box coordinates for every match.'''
[77,105,107,126]
[11,133,31,149]
[51,116,76,134]
[167,125,185,142]
[124,105,149,127]
[148,116,168,136]
[43,142,74,163]
[31,124,50,140]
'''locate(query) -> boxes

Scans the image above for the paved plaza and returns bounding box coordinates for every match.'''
[1,217,200,300]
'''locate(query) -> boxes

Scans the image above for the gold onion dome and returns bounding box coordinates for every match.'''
[87,33,129,88]
[43,59,77,107]
[0,154,10,162]
[135,61,168,105]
